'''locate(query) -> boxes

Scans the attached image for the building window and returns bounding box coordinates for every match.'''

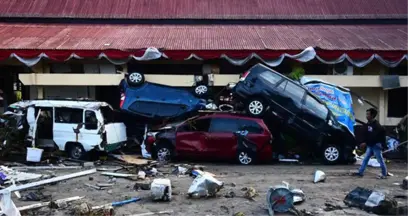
[387,87,407,118]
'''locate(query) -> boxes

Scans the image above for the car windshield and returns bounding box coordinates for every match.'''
[100,106,119,123]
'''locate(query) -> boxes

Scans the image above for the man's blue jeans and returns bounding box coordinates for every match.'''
[358,143,387,176]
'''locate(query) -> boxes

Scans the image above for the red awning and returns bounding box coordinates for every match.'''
[0,23,406,67]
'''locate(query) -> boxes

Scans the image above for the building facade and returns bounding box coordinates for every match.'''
[0,0,406,126]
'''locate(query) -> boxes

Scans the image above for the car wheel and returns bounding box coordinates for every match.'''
[194,84,208,97]
[322,144,342,164]
[127,72,145,86]
[237,150,255,165]
[155,143,173,163]
[68,144,86,160]
[246,99,265,117]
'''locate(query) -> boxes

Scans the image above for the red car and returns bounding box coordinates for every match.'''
[145,113,273,165]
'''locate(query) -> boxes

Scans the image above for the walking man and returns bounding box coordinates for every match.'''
[354,108,388,179]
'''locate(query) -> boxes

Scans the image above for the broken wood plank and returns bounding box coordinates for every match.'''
[110,154,150,165]
[18,196,84,211]
[0,169,96,194]
[85,183,103,190]
[96,167,123,172]
[14,166,82,170]
[96,183,114,187]
[128,210,174,216]
[100,172,136,178]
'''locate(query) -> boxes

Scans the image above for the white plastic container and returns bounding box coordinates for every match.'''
[150,178,172,201]
[26,147,43,162]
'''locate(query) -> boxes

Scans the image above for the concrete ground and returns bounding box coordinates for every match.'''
[11,162,408,216]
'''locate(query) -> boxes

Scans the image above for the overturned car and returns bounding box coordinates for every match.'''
[231,64,357,164]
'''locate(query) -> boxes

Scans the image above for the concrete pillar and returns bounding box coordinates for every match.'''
[29,60,49,99]
[378,65,387,125]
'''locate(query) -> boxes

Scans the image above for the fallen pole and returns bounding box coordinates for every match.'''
[14,166,82,170]
[100,172,136,178]
[18,196,84,211]
[0,169,97,194]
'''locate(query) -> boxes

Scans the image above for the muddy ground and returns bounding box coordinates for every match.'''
[11,162,408,216]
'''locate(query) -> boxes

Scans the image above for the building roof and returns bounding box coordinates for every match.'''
[0,23,406,51]
[0,0,406,20]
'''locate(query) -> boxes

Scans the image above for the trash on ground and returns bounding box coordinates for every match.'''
[100,172,137,178]
[151,178,172,201]
[172,166,189,175]
[20,191,51,201]
[0,168,96,194]
[403,176,408,190]
[19,196,84,212]
[291,188,305,204]
[233,212,245,216]
[13,166,82,171]
[224,191,236,198]
[127,210,174,216]
[355,155,381,168]
[137,171,146,180]
[188,171,223,198]
[324,203,343,211]
[344,187,398,215]
[313,170,326,183]
[112,197,141,207]
[85,183,104,190]
[0,166,43,185]
[266,181,303,216]
[243,187,257,200]
[111,154,150,165]
[96,183,115,188]
[134,182,151,191]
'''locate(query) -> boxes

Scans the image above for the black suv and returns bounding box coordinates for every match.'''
[232,63,356,164]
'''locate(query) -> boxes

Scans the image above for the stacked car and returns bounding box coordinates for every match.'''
[121,64,358,165]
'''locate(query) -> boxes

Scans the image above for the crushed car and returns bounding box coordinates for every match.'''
[119,72,214,120]
[231,63,356,164]
[145,113,273,165]
[8,99,127,159]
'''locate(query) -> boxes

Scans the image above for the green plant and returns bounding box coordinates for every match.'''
[288,66,305,81]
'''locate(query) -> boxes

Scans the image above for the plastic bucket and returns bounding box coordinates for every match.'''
[26,147,43,162]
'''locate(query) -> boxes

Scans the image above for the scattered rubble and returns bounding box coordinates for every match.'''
[188,171,223,198]
[344,187,398,215]
[243,187,257,201]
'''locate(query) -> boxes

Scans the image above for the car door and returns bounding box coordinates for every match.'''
[175,117,211,159]
[80,110,103,148]
[299,94,330,143]
[257,71,283,111]
[239,119,273,161]
[207,117,240,160]
[53,107,87,150]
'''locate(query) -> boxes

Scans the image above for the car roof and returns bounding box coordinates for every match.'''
[9,99,111,110]
[201,113,264,122]
[250,63,327,104]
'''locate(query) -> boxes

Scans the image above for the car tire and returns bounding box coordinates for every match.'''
[246,98,266,117]
[127,72,145,86]
[154,143,173,163]
[237,149,255,165]
[68,143,86,160]
[194,84,208,98]
[322,144,342,164]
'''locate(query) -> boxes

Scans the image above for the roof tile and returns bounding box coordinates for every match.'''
[0,0,406,20]
[0,23,405,51]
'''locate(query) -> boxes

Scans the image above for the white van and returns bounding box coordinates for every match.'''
[9,99,127,159]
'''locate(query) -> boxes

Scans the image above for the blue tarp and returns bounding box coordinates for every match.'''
[301,77,356,136]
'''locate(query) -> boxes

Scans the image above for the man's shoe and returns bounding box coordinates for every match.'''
[377,175,387,179]
[351,172,364,177]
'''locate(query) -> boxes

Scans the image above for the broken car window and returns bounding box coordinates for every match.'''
[85,110,98,130]
[303,95,329,120]
[55,108,83,124]
[238,119,263,134]
[191,118,211,132]
[209,118,239,133]
[259,71,282,86]
[281,81,305,109]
